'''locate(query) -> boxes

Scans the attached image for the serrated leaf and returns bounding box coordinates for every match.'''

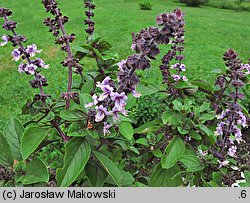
[192,79,213,93]
[21,127,50,160]
[3,118,24,161]
[136,83,160,96]
[0,131,13,167]
[162,109,183,126]
[161,136,185,169]
[16,158,49,185]
[93,151,122,186]
[178,155,204,172]
[134,119,162,134]
[57,138,91,187]
[150,164,183,187]
[173,100,183,112]
[60,110,85,121]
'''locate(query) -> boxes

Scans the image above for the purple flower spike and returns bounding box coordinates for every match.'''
[172,74,181,81]
[102,76,112,86]
[131,43,136,51]
[18,63,25,73]
[228,145,237,157]
[26,44,41,57]
[182,75,188,81]
[234,127,243,143]
[132,89,141,98]
[242,64,250,75]
[215,122,225,136]
[12,49,21,61]
[237,111,248,128]
[111,92,128,110]
[98,85,114,101]
[95,105,109,122]
[118,59,127,71]
[179,64,186,71]
[25,63,37,75]
[35,58,50,69]
[171,64,178,69]
[85,94,98,108]
[111,107,128,122]
[0,34,8,46]
[218,160,229,168]
[103,122,112,136]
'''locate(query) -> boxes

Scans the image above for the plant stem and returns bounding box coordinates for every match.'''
[55,6,73,110]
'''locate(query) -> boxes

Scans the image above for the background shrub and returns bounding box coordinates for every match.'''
[139,1,153,10]
[180,0,209,7]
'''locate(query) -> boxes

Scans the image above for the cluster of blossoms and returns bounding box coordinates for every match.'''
[85,8,189,134]
[84,0,95,35]
[117,9,185,96]
[85,76,129,135]
[0,8,49,101]
[214,49,250,163]
[158,9,187,94]
[42,0,82,108]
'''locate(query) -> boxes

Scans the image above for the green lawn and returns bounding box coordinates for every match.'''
[0,0,250,128]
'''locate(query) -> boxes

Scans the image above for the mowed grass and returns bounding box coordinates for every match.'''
[0,0,250,128]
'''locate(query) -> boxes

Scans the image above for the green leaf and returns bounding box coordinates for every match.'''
[172,100,183,112]
[3,118,24,160]
[119,122,134,140]
[192,79,213,93]
[212,172,223,185]
[199,125,216,144]
[102,49,119,61]
[239,171,250,187]
[150,164,183,187]
[175,81,198,90]
[93,151,122,186]
[21,127,50,160]
[199,125,213,136]
[81,80,94,95]
[189,130,202,140]
[199,114,215,122]
[136,83,160,96]
[198,103,210,113]
[152,149,163,158]
[134,119,162,134]
[125,93,137,110]
[97,39,112,52]
[16,158,49,185]
[178,155,204,172]
[80,93,93,113]
[129,146,140,154]
[162,109,183,126]
[136,138,149,146]
[161,136,185,169]
[0,131,13,167]
[57,138,91,187]
[120,171,135,186]
[177,126,189,135]
[85,159,108,187]
[60,110,85,121]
